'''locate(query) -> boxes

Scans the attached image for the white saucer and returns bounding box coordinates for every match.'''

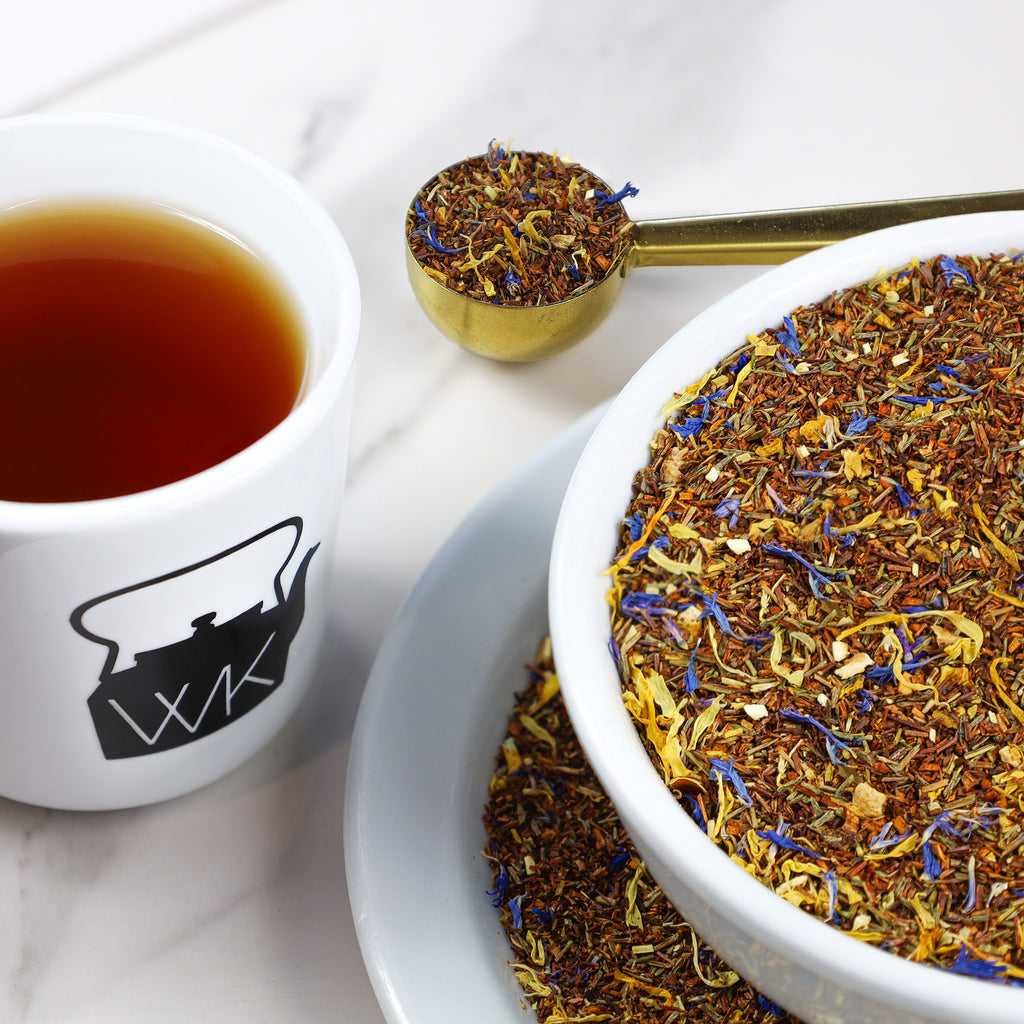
[345,405,605,1023]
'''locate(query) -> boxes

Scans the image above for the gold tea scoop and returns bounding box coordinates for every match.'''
[407,150,1024,362]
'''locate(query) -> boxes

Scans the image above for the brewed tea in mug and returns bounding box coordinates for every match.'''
[0,201,306,502]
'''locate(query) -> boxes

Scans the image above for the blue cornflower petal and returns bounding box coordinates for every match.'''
[938,256,974,287]
[628,536,667,560]
[691,588,770,646]
[854,688,874,714]
[509,893,524,929]
[487,864,509,907]
[845,409,878,435]
[927,378,980,396]
[758,994,786,1018]
[894,483,916,509]
[807,571,828,600]
[661,614,685,645]
[922,840,942,881]
[608,635,621,663]
[714,497,741,520]
[943,945,1008,980]
[688,387,730,407]
[869,823,915,851]
[755,827,821,859]
[895,627,914,660]
[777,315,801,357]
[620,591,668,620]
[865,664,896,686]
[779,707,860,765]
[669,417,705,439]
[680,793,707,832]
[961,805,1007,836]
[623,512,644,542]
[411,224,466,254]
[594,181,639,209]
[761,542,848,597]
[925,811,963,839]
[920,811,967,881]
[684,647,700,693]
[824,868,839,921]
[709,756,753,806]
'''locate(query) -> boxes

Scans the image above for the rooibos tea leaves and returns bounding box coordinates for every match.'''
[0,201,305,502]
[484,637,802,1022]
[609,252,1024,981]
[407,141,636,306]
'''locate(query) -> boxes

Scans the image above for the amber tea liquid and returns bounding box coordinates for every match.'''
[0,201,306,502]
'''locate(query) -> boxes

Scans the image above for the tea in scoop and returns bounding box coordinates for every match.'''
[406,142,1024,361]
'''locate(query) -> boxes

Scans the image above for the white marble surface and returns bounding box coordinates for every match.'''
[3,1,1024,1020]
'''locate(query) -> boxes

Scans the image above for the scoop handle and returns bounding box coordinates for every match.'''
[629,190,1024,267]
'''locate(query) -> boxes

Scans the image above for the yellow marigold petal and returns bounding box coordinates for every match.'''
[668,521,701,541]
[799,413,831,441]
[512,964,551,997]
[990,657,1024,727]
[727,357,755,406]
[973,502,1021,571]
[517,712,557,751]
[842,448,872,480]
[501,737,521,773]
[907,467,926,492]
[646,543,703,575]
[863,832,919,860]
[624,863,645,928]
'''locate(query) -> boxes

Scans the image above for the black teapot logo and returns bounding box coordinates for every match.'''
[70,518,317,760]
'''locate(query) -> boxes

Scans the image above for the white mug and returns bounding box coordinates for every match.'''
[0,113,359,809]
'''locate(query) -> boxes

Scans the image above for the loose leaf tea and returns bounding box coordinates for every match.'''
[407,141,636,306]
[484,637,800,1023]
[608,252,1024,982]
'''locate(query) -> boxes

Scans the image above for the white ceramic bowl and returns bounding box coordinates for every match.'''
[549,212,1024,1024]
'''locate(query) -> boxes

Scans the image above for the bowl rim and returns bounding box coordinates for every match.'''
[549,210,1024,1020]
